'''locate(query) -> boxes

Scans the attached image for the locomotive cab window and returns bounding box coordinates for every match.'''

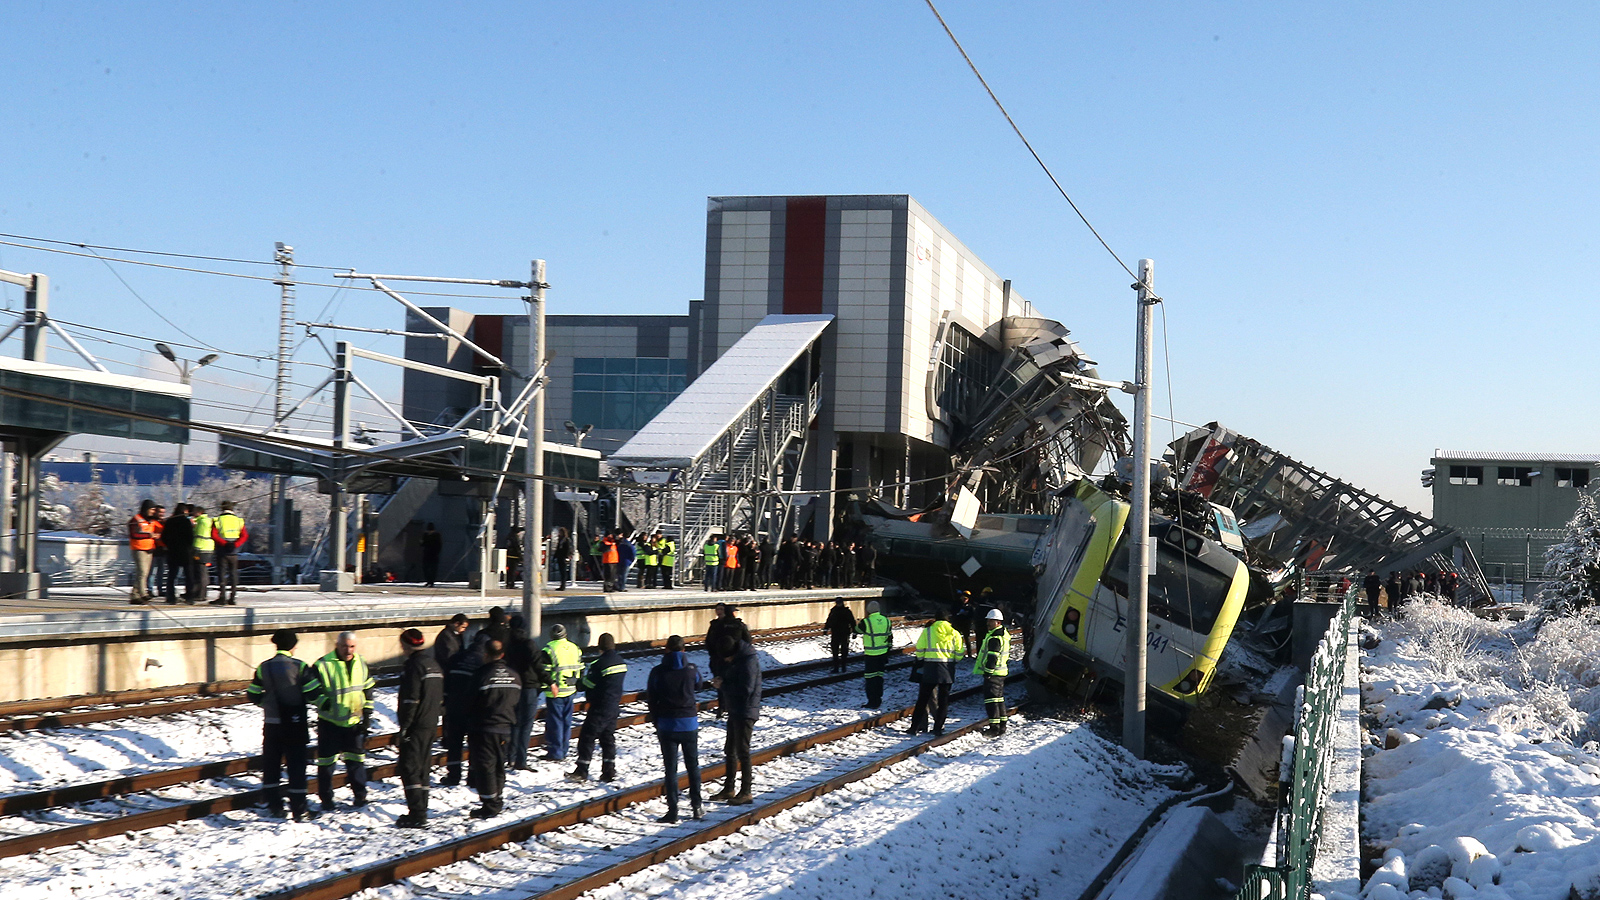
[1100,524,1233,635]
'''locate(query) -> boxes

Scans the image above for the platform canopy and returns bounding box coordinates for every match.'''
[609,314,832,469]
[0,356,190,444]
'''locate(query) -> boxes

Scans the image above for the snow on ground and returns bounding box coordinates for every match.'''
[0,631,937,899]
[1355,598,1600,899]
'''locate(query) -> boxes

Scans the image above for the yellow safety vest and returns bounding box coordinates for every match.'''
[914,621,963,664]
[703,542,719,565]
[306,652,374,727]
[974,627,1011,677]
[193,515,215,552]
[858,612,893,656]
[542,639,584,698]
[215,513,245,542]
[662,540,677,566]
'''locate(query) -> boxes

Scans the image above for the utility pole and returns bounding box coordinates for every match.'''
[327,341,351,589]
[522,260,547,636]
[1124,258,1155,759]
[272,243,294,584]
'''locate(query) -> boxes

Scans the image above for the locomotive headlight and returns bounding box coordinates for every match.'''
[1064,608,1081,639]
[1175,668,1203,694]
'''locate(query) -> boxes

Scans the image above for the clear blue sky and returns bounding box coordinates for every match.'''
[2,2,1597,513]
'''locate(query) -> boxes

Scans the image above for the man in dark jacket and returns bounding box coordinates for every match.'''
[247,629,310,820]
[704,604,747,719]
[467,639,521,818]
[825,598,856,673]
[710,635,762,804]
[505,615,542,770]
[434,614,469,667]
[857,542,876,586]
[1363,571,1382,616]
[395,628,443,828]
[568,632,627,783]
[647,635,705,823]
[439,631,487,786]
[420,523,442,586]
[161,503,195,605]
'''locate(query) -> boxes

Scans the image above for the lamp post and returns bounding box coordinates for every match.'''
[564,420,592,449]
[155,343,218,505]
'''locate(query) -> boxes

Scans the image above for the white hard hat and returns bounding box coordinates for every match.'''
[986,608,1004,621]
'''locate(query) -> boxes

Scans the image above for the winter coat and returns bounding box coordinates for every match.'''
[469,658,522,734]
[443,636,487,725]
[397,649,444,736]
[162,514,195,556]
[647,650,704,733]
[826,604,857,636]
[433,626,464,668]
[247,651,309,726]
[505,630,541,687]
[914,620,963,685]
[719,640,762,721]
[580,649,628,728]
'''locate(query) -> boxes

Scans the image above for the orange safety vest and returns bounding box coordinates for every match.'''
[128,515,157,551]
[602,538,619,564]
[150,518,165,551]
[724,544,739,569]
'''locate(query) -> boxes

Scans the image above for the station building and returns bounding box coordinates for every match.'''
[397,195,1045,577]
[1430,451,1597,583]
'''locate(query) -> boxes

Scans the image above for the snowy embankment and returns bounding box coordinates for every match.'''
[1356,599,1600,899]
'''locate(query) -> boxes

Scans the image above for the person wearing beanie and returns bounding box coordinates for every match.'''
[855,600,894,709]
[246,629,310,820]
[395,627,443,827]
[533,623,582,762]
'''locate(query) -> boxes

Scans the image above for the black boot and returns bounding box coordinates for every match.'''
[729,761,754,805]
[439,767,461,787]
[397,787,428,827]
[600,758,617,783]
[566,761,591,783]
[317,766,336,811]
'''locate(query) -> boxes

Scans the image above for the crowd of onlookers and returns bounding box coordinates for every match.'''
[126,498,249,605]
[1362,568,1463,613]
[699,534,878,592]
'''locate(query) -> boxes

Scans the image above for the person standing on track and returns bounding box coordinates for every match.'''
[908,611,963,737]
[505,615,542,771]
[467,638,521,818]
[705,603,747,719]
[304,631,375,811]
[534,623,583,762]
[710,632,762,805]
[395,628,443,828]
[434,613,470,666]
[974,608,1011,737]
[825,597,856,673]
[568,632,627,783]
[247,629,311,820]
[439,629,486,786]
[209,501,248,606]
[647,635,705,823]
[856,600,893,709]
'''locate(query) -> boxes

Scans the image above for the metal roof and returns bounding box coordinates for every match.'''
[608,314,833,469]
[1434,451,1600,464]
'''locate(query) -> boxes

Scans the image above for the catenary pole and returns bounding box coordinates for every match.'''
[522,260,547,636]
[1124,258,1155,759]
[272,243,294,584]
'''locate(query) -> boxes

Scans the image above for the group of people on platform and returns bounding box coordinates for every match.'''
[587,530,678,592]
[126,498,248,606]
[700,534,878,592]
[245,595,1011,827]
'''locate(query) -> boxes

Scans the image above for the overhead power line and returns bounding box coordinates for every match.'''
[922,0,1138,283]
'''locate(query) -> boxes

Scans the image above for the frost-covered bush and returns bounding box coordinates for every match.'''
[1397,599,1502,681]
[1542,487,1600,612]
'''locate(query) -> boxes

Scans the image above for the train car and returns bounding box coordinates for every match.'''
[1026,477,1251,712]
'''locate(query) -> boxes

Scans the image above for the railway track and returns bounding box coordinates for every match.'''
[0,651,918,860]
[0,618,902,735]
[259,679,1019,900]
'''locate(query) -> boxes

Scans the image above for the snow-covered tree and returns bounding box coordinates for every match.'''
[70,479,117,536]
[37,473,71,532]
[1541,488,1600,613]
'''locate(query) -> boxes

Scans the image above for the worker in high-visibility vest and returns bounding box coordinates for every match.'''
[601,533,621,593]
[127,500,160,605]
[535,623,584,761]
[974,608,1011,736]
[303,630,375,811]
[641,536,660,590]
[191,505,215,604]
[907,610,963,736]
[209,501,249,606]
[702,537,721,592]
[661,537,677,590]
[856,600,894,708]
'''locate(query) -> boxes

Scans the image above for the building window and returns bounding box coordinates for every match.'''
[934,325,1000,422]
[1448,465,1483,486]
[1556,467,1591,489]
[1497,466,1534,487]
[571,358,687,431]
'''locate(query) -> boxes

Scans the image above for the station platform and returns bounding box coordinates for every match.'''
[0,581,895,704]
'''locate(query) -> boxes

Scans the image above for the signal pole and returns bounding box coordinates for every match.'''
[1124,258,1155,759]
[272,242,295,584]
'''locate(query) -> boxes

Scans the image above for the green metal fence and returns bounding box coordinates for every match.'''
[1234,585,1357,900]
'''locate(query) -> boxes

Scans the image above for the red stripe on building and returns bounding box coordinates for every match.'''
[782,197,827,315]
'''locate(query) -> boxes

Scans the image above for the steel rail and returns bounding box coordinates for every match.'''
[0,655,919,858]
[259,678,1014,900]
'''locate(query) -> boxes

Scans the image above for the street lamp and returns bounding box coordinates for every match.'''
[155,343,219,503]
[564,420,592,448]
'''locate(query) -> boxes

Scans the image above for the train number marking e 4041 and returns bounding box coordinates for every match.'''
[1109,614,1173,654]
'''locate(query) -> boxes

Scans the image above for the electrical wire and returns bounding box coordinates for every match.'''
[922,0,1137,282]
[0,231,352,271]
[83,246,219,349]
